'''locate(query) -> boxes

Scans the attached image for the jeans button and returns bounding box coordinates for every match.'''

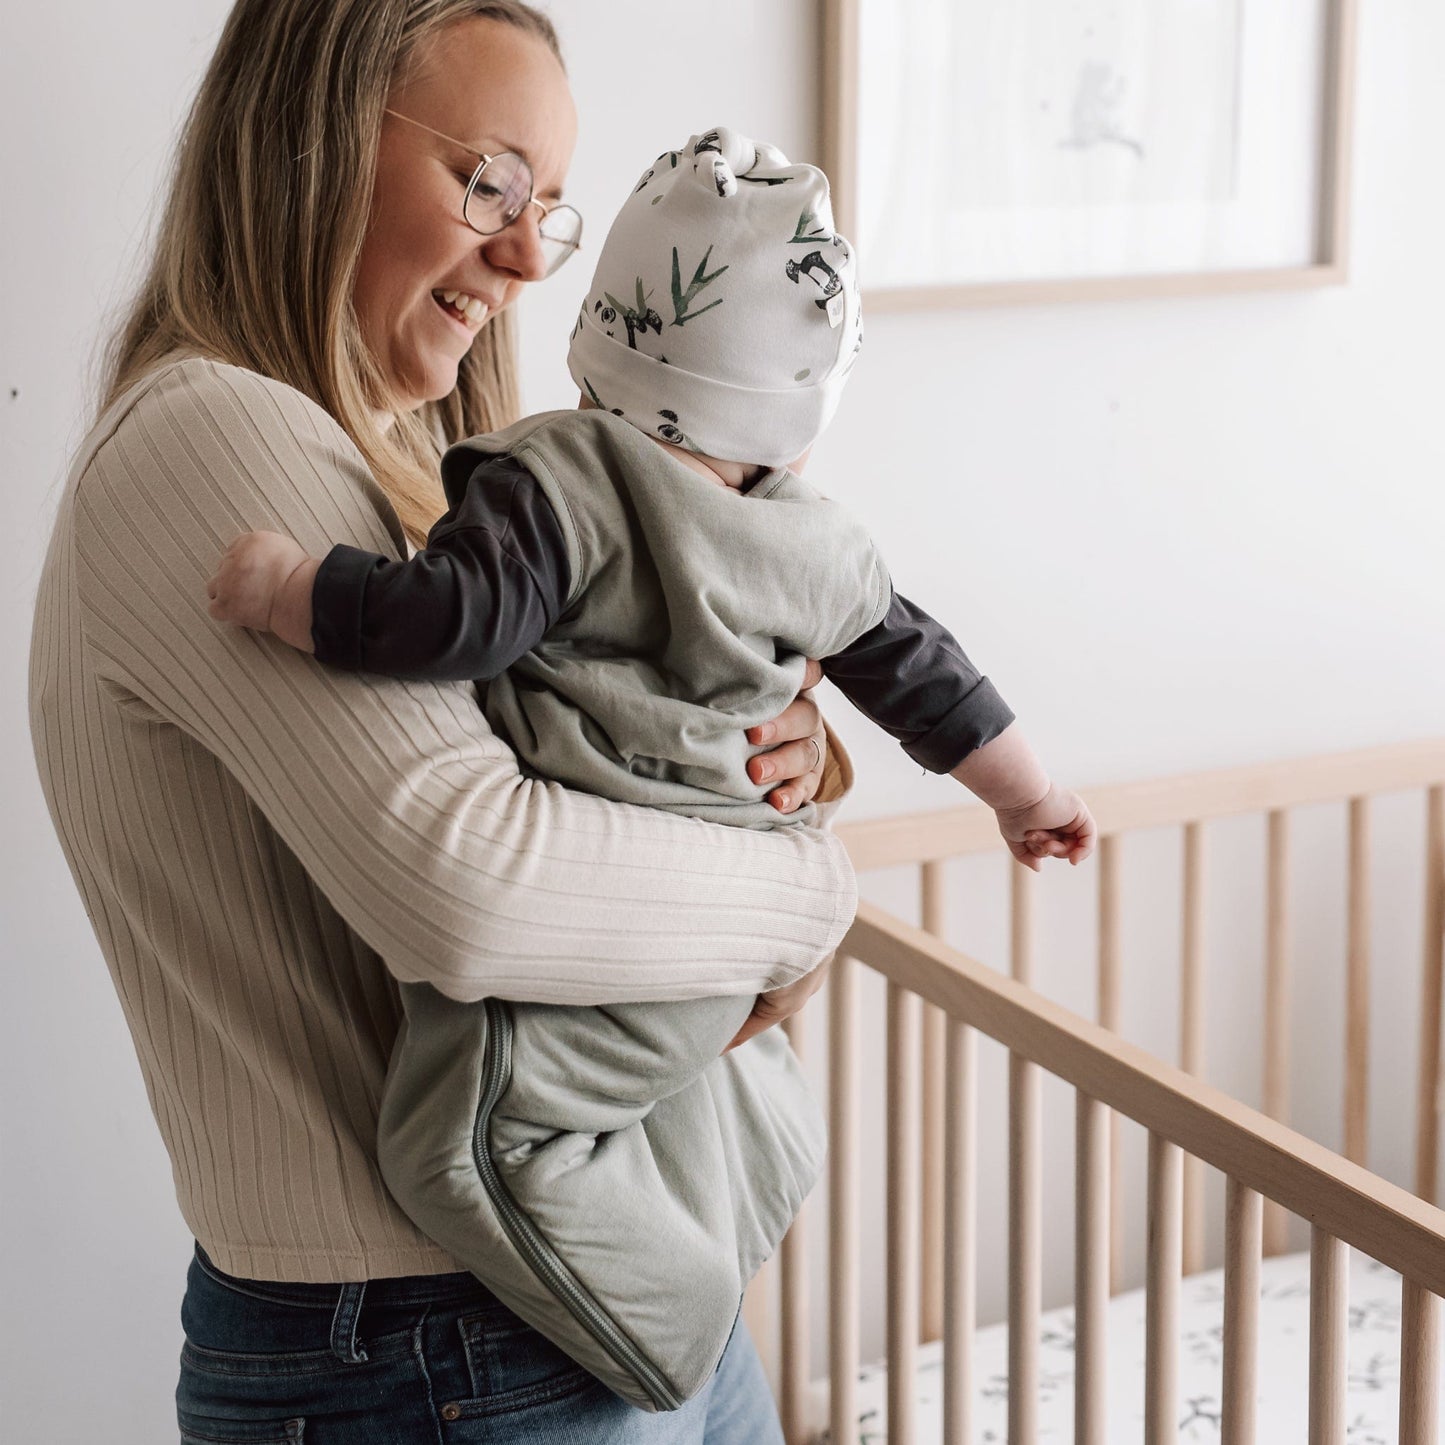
[441,1403,462,1421]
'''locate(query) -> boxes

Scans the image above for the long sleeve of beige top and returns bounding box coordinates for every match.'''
[28,354,856,1281]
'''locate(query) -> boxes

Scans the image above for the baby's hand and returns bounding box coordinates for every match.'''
[996,782,1097,871]
[207,531,318,653]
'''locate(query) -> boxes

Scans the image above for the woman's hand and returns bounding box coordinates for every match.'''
[726,660,832,1053]
[723,955,831,1053]
[744,658,827,815]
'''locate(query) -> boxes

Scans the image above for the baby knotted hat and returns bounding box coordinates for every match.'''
[565,126,864,466]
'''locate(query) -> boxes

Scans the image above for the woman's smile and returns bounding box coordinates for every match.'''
[433,289,492,331]
[353,15,577,412]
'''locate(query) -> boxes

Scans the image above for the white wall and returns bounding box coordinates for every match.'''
[4,2,1443,1438]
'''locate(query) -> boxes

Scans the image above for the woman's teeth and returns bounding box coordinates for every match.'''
[437,290,489,326]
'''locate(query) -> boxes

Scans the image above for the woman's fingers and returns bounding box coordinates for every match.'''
[764,752,824,813]
[747,731,823,787]
[723,957,831,1052]
[747,728,827,814]
[747,691,822,749]
[742,661,825,814]
[747,753,822,813]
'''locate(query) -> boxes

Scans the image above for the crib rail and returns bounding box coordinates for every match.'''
[846,899,1445,1288]
[837,741,1445,1291]
[755,740,1445,1445]
[837,739,1445,871]
[831,899,1445,1444]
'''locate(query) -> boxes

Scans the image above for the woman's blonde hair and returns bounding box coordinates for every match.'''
[100,0,563,547]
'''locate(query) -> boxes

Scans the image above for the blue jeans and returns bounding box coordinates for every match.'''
[176,1243,785,1444]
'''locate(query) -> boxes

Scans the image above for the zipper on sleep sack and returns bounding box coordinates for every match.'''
[471,997,685,1412]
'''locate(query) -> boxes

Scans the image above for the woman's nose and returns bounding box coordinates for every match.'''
[484,205,549,283]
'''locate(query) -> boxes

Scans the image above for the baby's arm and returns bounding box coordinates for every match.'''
[207,454,567,682]
[208,531,320,651]
[821,588,1095,869]
[948,724,1095,870]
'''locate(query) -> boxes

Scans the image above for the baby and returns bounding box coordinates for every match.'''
[208,127,1095,1409]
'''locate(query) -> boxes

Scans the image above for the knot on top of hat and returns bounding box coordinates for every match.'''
[692,127,751,198]
[689,126,793,199]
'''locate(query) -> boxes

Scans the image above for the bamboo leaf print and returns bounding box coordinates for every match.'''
[582,376,623,416]
[603,283,662,349]
[789,208,829,244]
[670,245,729,327]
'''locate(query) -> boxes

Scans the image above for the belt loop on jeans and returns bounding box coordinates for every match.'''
[329,1280,370,1364]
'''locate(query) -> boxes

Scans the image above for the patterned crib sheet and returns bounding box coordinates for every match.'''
[807,1249,1443,1443]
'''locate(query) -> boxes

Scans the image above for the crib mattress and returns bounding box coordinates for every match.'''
[808,1248,1442,1443]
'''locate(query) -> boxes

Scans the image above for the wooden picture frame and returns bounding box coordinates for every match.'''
[822,0,1359,309]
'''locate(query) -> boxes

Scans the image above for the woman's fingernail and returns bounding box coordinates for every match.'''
[776,792,791,811]
[757,761,774,781]
[758,724,775,743]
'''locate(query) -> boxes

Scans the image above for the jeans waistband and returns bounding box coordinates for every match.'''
[192,1242,501,1314]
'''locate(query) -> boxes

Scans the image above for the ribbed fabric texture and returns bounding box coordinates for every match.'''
[27,355,857,1283]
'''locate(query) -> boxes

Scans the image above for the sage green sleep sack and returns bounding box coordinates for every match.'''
[376,410,890,1410]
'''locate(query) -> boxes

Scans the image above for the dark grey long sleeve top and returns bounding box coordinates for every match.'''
[313,451,1015,776]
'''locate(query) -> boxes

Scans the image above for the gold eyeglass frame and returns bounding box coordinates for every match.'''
[383,107,582,274]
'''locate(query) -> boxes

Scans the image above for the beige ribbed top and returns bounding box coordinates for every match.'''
[28,355,856,1283]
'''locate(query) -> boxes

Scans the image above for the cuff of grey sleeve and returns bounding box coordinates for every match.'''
[310,544,381,671]
[902,678,1016,774]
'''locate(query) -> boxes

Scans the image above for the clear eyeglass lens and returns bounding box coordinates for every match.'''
[538,205,581,247]
[539,244,572,278]
[538,206,583,275]
[465,152,533,233]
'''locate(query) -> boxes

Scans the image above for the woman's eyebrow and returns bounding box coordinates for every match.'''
[490,136,565,202]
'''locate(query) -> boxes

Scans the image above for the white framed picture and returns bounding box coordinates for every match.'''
[823,0,1358,307]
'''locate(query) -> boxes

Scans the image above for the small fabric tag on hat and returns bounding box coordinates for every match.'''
[826,292,845,328]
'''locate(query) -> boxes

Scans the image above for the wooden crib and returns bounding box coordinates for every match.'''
[742,739,1445,1445]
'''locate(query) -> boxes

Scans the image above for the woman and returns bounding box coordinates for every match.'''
[27,3,853,1440]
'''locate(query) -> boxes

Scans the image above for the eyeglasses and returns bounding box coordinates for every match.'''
[383,108,583,277]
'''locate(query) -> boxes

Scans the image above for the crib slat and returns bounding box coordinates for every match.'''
[1345,797,1371,1167]
[1145,1133,1183,1445]
[1181,823,1206,1277]
[828,954,860,1445]
[779,1007,809,1445]
[1309,1229,1348,1445]
[1399,1278,1441,1445]
[921,861,946,1343]
[943,1015,977,1445]
[1098,835,1125,1297]
[1263,809,1293,1255]
[1418,785,1445,1205]
[1011,862,1041,1445]
[1221,1178,1262,1445]
[1075,1092,1109,1445]
[887,980,922,1445]
[1011,1052,1042,1445]
[1013,857,1036,991]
